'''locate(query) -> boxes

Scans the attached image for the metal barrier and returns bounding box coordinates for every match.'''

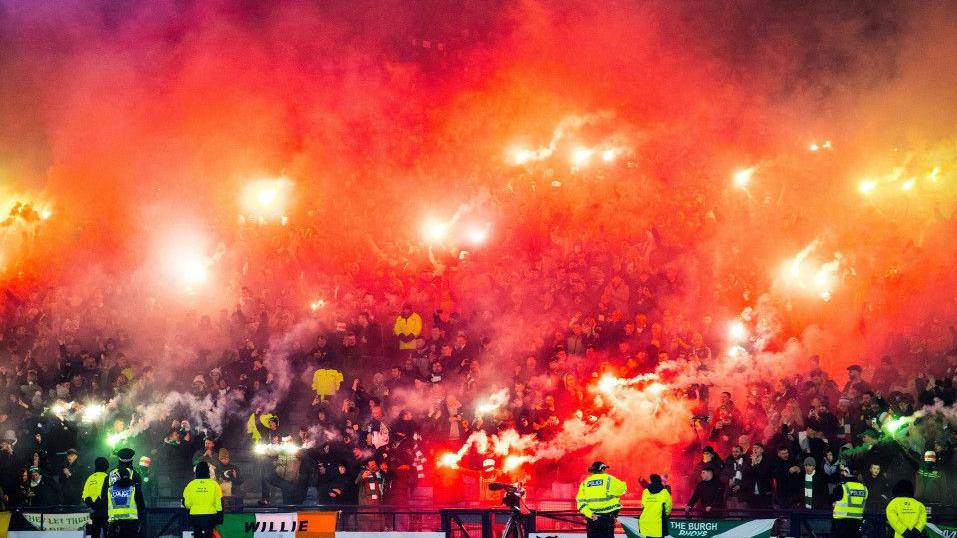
[7,504,957,537]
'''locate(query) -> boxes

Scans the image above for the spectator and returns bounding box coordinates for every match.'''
[58,448,84,504]
[687,467,724,515]
[28,466,63,506]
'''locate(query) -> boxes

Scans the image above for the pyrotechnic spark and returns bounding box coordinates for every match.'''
[809,140,832,152]
[901,178,916,192]
[241,177,293,220]
[779,241,842,301]
[732,168,755,189]
[310,299,326,311]
[858,179,877,195]
[467,225,489,245]
[476,389,509,415]
[51,402,69,416]
[178,257,209,289]
[107,431,130,448]
[40,208,52,220]
[82,403,105,423]
[550,180,562,188]
[601,149,616,162]
[597,374,620,395]
[571,147,593,167]
[512,148,534,165]
[422,219,449,243]
[503,455,530,471]
[929,167,941,182]
[727,321,748,342]
[438,452,461,469]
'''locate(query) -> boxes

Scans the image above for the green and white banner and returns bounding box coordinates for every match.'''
[927,523,957,538]
[619,516,776,538]
[22,512,89,531]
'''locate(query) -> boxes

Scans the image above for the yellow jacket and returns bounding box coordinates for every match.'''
[311,368,344,398]
[886,497,926,538]
[638,487,672,538]
[393,313,423,350]
[83,472,107,504]
[576,472,626,518]
[183,478,223,515]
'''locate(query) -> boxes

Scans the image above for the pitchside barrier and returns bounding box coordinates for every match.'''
[3,505,957,538]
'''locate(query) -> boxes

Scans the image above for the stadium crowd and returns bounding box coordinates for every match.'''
[1,208,957,521]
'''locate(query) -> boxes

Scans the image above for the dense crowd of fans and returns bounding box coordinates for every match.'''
[2,200,957,522]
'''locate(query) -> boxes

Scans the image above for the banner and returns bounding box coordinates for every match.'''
[209,511,337,538]
[0,511,10,533]
[23,511,89,531]
[927,523,957,538]
[619,516,777,538]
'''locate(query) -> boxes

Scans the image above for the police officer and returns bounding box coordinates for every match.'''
[576,461,627,538]
[886,480,927,538]
[183,462,224,538]
[83,457,110,538]
[832,468,868,538]
[106,448,142,489]
[106,466,145,538]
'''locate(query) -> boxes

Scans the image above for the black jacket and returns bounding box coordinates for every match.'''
[687,478,725,512]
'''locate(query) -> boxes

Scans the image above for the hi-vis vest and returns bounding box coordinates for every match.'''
[82,472,107,503]
[834,481,868,519]
[107,484,138,522]
[576,473,627,518]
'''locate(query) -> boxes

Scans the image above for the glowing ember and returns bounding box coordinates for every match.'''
[503,455,528,471]
[467,225,489,245]
[178,257,209,289]
[438,452,461,469]
[476,388,509,415]
[512,148,534,165]
[571,147,593,166]
[727,320,748,342]
[597,374,619,394]
[240,177,293,223]
[423,219,449,243]
[732,167,754,189]
[82,403,105,422]
[779,241,841,301]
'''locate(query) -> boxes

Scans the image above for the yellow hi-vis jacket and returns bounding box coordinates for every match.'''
[886,497,927,538]
[393,313,422,350]
[82,471,107,503]
[638,487,673,538]
[183,478,223,515]
[833,481,868,519]
[107,484,138,522]
[576,473,627,518]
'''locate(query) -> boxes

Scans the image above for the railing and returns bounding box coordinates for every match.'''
[6,504,957,537]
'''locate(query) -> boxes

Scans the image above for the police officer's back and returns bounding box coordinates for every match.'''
[106,466,145,538]
[183,462,224,538]
[576,461,626,538]
[831,468,868,538]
